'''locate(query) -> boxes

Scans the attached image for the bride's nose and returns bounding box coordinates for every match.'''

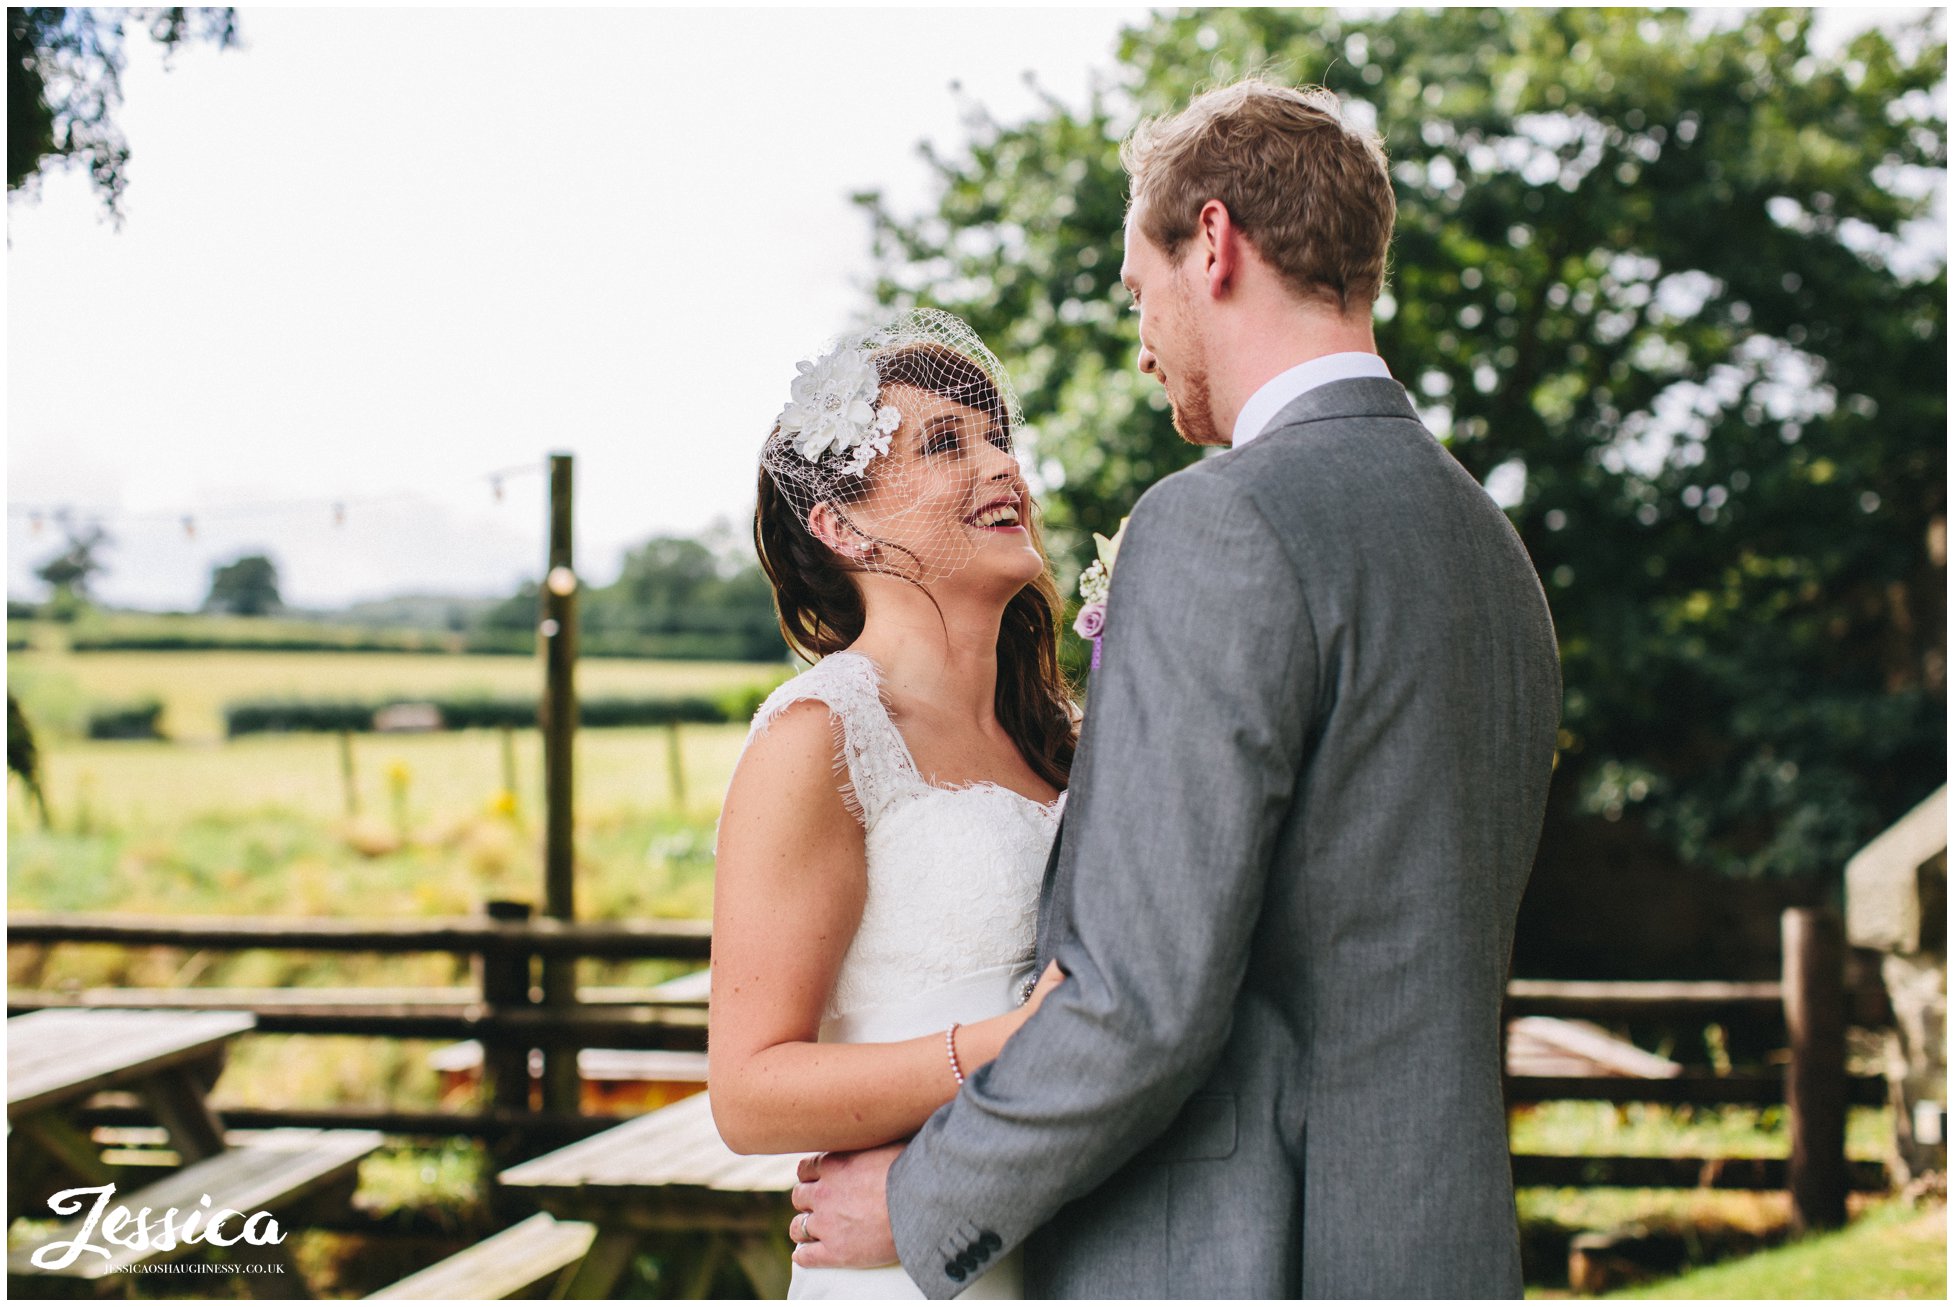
[974,433,1022,480]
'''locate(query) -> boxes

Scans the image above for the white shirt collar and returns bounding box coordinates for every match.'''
[1230,353,1394,449]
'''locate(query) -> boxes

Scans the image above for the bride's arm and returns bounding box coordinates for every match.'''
[708,700,1045,1157]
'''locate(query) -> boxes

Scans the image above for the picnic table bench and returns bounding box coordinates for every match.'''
[366,1211,598,1300]
[498,1090,801,1298]
[7,1008,382,1296]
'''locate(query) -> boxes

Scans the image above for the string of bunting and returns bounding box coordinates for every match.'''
[7,461,546,540]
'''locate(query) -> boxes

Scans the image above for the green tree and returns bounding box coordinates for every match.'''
[586,526,784,659]
[33,521,112,618]
[480,524,785,661]
[858,7,1945,879]
[606,535,722,633]
[204,551,281,616]
[8,6,238,220]
[479,579,541,633]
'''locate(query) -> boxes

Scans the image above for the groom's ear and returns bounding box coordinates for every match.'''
[1196,198,1239,299]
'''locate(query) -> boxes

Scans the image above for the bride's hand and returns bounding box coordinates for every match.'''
[1023,959,1067,1013]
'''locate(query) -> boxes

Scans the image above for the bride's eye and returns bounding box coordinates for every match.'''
[923,413,978,456]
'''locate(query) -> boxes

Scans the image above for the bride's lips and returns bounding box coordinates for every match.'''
[965,494,1026,533]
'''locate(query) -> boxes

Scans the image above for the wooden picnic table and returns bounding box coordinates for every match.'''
[500,1090,802,1298]
[8,1007,257,1183]
[6,1008,381,1296]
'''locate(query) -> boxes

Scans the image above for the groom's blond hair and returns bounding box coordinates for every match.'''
[1122,79,1395,314]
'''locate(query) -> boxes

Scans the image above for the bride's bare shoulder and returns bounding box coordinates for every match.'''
[714,704,862,926]
[730,697,841,789]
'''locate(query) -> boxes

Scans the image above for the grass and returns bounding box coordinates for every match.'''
[8,722,752,840]
[1513,1102,1909,1295]
[7,662,753,1111]
[1603,1197,1946,1299]
[8,645,787,741]
[1511,1100,1894,1163]
[6,668,746,1107]
[7,728,746,917]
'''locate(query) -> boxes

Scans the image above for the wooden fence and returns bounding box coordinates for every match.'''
[1505,909,1889,1230]
[8,906,1890,1226]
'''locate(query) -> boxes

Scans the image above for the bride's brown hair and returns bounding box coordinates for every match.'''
[754,342,1077,791]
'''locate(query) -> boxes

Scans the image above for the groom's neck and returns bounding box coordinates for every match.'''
[1207,300,1380,436]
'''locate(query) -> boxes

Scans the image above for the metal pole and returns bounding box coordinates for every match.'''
[539,453,580,1115]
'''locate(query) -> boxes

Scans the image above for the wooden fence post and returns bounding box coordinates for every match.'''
[480,899,535,1121]
[1783,907,1849,1231]
[499,726,519,816]
[338,730,358,817]
[538,453,581,1116]
[666,720,687,811]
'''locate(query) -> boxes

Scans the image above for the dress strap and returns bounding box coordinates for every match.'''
[746,652,916,827]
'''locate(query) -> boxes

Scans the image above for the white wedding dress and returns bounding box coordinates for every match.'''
[739,650,1063,1300]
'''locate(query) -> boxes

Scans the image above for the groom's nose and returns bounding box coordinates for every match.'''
[1137,341,1158,376]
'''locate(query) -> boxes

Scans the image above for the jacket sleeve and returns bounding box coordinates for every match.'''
[886,467,1318,1297]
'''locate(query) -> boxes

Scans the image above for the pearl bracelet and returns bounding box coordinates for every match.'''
[945,1022,966,1086]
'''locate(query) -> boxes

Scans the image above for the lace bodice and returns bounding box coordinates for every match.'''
[739,651,1063,1022]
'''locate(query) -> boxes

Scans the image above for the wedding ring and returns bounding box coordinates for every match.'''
[793,1212,813,1243]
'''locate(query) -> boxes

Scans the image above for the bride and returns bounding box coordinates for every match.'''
[708,309,1074,1299]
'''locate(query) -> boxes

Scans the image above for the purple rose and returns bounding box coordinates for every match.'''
[1073,601,1107,641]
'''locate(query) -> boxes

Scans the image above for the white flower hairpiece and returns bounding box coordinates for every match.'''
[776,345,903,473]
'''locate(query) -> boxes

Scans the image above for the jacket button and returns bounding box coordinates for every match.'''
[957,1251,977,1272]
[945,1262,966,1282]
[979,1231,1002,1252]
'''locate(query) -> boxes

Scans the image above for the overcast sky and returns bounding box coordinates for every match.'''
[7,6,1150,609]
[6,6,1933,611]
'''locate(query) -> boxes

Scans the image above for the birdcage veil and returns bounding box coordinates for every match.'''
[760,308,1030,585]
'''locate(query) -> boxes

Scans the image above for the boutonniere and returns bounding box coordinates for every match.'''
[1072,516,1129,670]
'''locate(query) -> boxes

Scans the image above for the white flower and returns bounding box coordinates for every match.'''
[1093,516,1131,572]
[842,428,892,476]
[776,347,891,468]
[1078,560,1110,606]
[875,405,901,435]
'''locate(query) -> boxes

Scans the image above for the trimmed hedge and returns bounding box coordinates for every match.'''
[71,631,459,654]
[469,630,786,661]
[67,628,783,661]
[224,687,778,738]
[86,699,167,740]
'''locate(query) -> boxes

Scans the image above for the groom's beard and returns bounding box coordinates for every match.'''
[1166,364,1226,447]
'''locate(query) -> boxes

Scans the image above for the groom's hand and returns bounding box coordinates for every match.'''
[789,1143,902,1270]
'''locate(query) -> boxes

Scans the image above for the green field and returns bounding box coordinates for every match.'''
[7,725,748,923]
[8,644,780,1122]
[8,644,788,741]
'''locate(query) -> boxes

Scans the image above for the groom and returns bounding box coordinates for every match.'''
[793,78,1561,1297]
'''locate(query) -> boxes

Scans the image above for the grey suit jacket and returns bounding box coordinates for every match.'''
[886,377,1561,1299]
